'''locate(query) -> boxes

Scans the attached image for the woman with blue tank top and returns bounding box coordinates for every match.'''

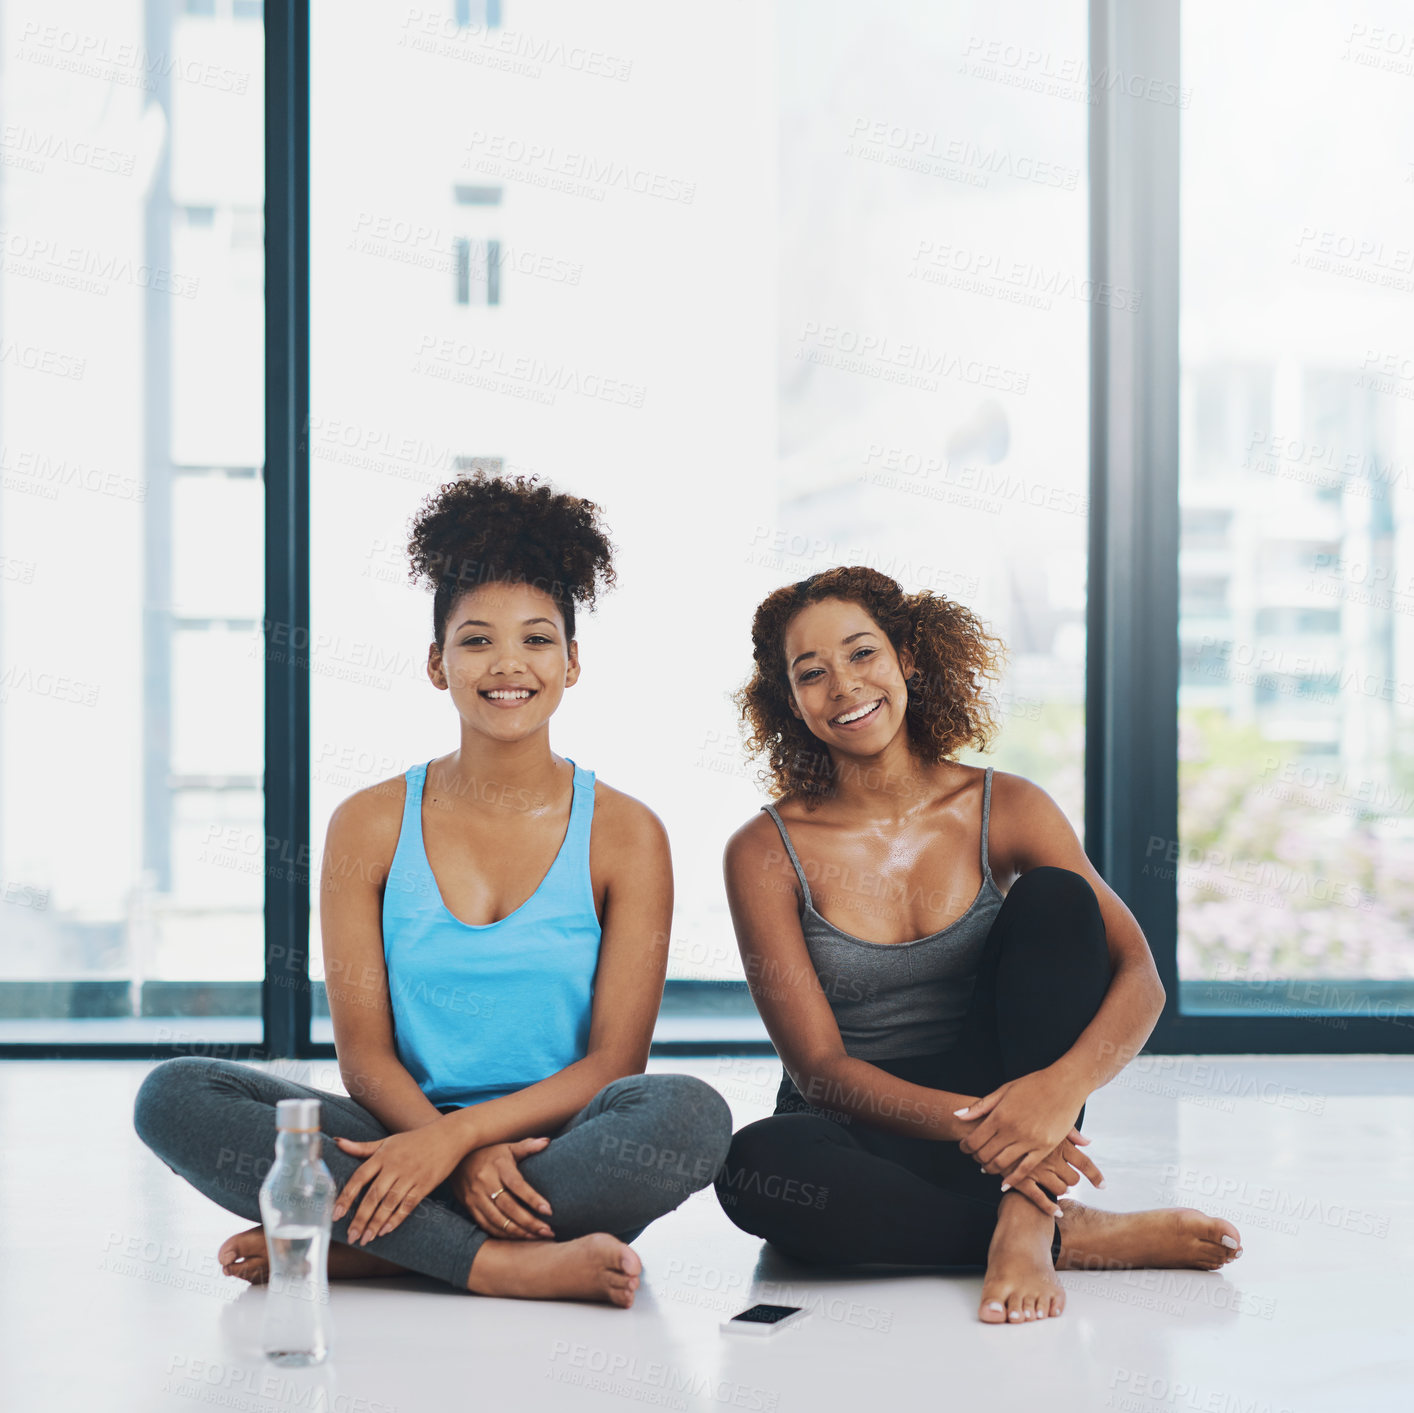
[133,471,731,1308]
[715,567,1243,1325]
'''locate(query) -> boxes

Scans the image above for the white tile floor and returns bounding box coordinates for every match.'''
[3,1053,1411,1413]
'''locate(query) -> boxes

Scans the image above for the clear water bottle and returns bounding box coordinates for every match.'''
[258,1098,336,1366]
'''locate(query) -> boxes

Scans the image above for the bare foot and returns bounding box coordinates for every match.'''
[217,1225,410,1284]
[1055,1203,1243,1273]
[978,1192,1066,1325]
[467,1232,642,1308]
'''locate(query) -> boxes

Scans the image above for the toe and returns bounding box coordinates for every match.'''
[979,1295,1007,1324]
[1007,1297,1024,1323]
[1213,1218,1241,1249]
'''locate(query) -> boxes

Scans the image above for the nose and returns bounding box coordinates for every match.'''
[489,650,528,675]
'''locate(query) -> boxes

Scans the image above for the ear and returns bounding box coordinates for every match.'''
[898,645,917,683]
[564,639,581,688]
[427,642,447,690]
[787,687,802,719]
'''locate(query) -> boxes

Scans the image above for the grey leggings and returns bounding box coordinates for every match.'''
[132,1057,733,1293]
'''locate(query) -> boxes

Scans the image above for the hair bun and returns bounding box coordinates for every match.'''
[406,469,616,645]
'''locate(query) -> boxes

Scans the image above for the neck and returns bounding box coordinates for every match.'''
[825,729,932,817]
[441,723,569,811]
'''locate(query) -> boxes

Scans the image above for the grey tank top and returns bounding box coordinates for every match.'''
[762,766,1005,1061]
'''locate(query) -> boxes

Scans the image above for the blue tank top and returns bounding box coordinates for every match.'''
[381,757,602,1109]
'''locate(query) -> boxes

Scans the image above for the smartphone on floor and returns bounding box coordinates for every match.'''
[720,1303,809,1336]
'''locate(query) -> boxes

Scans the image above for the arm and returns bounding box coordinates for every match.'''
[319,787,450,1134]
[438,785,674,1157]
[955,772,1166,1186]
[724,813,975,1144]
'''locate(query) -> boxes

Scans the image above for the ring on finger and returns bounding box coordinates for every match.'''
[490,1187,504,1202]
[502,1215,512,1231]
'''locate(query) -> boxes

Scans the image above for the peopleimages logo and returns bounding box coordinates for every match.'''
[795,321,1030,395]
[0,123,136,176]
[15,21,250,94]
[464,133,695,204]
[844,117,1080,189]
[399,10,633,82]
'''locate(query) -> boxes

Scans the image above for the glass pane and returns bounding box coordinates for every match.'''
[309,0,1085,1041]
[1178,0,1414,1021]
[777,0,1089,826]
[0,1,265,1042]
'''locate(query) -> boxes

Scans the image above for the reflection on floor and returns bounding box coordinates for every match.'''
[4,1054,1410,1412]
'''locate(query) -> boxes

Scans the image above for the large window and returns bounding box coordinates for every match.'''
[0,0,265,1042]
[10,2,1405,1057]
[306,0,1087,1044]
[1177,0,1414,1024]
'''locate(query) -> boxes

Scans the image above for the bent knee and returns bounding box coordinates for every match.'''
[715,1116,823,1197]
[596,1073,734,1178]
[1006,866,1101,921]
[714,1118,835,1234]
[132,1055,223,1147]
[632,1073,734,1171]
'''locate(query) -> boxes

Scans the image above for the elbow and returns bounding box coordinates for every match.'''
[338,1050,389,1105]
[783,1048,847,1108]
[594,1047,650,1085]
[1150,972,1168,1017]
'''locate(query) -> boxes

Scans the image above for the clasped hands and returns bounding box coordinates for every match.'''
[319,1071,1099,1241]
[952,1067,1103,1218]
[330,1121,557,1246]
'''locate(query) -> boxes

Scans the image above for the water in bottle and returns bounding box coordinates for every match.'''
[258,1097,337,1366]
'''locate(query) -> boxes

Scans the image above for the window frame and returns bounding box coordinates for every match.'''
[1088,0,1413,1054]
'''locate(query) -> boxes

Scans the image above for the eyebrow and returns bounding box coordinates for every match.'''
[454,617,558,631]
[789,630,878,671]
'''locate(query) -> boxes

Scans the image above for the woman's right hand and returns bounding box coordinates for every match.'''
[996,1137,1104,1219]
[450,1137,556,1239]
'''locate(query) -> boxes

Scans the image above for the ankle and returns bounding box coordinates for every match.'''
[466,1237,512,1295]
[991,1192,1057,1245]
[997,1191,1054,1227]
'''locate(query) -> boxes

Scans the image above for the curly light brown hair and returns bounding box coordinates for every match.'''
[736,566,1007,804]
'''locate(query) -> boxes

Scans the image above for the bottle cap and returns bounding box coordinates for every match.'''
[275,1098,321,1131]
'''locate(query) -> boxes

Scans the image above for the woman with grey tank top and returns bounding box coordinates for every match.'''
[714,566,1243,1325]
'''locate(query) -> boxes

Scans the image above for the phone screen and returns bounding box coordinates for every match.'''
[728,1304,803,1324]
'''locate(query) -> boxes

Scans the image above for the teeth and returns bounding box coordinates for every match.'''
[834,699,882,725]
[485,689,533,700]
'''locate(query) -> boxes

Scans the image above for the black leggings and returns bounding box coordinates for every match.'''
[714,866,1112,1270]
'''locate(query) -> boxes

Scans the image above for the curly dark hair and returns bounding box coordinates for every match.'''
[405,469,616,647]
[736,566,1007,804]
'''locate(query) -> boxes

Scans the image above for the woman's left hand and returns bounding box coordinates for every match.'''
[955,1068,1091,1189]
[331,1123,466,1245]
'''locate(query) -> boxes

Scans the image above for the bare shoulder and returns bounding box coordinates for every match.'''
[590,778,670,857]
[987,767,1071,821]
[323,772,406,877]
[724,807,779,869]
[987,766,1054,809]
[724,804,803,904]
[985,767,1084,877]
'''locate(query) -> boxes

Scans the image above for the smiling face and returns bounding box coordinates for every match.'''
[427,580,579,742]
[782,596,915,754]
